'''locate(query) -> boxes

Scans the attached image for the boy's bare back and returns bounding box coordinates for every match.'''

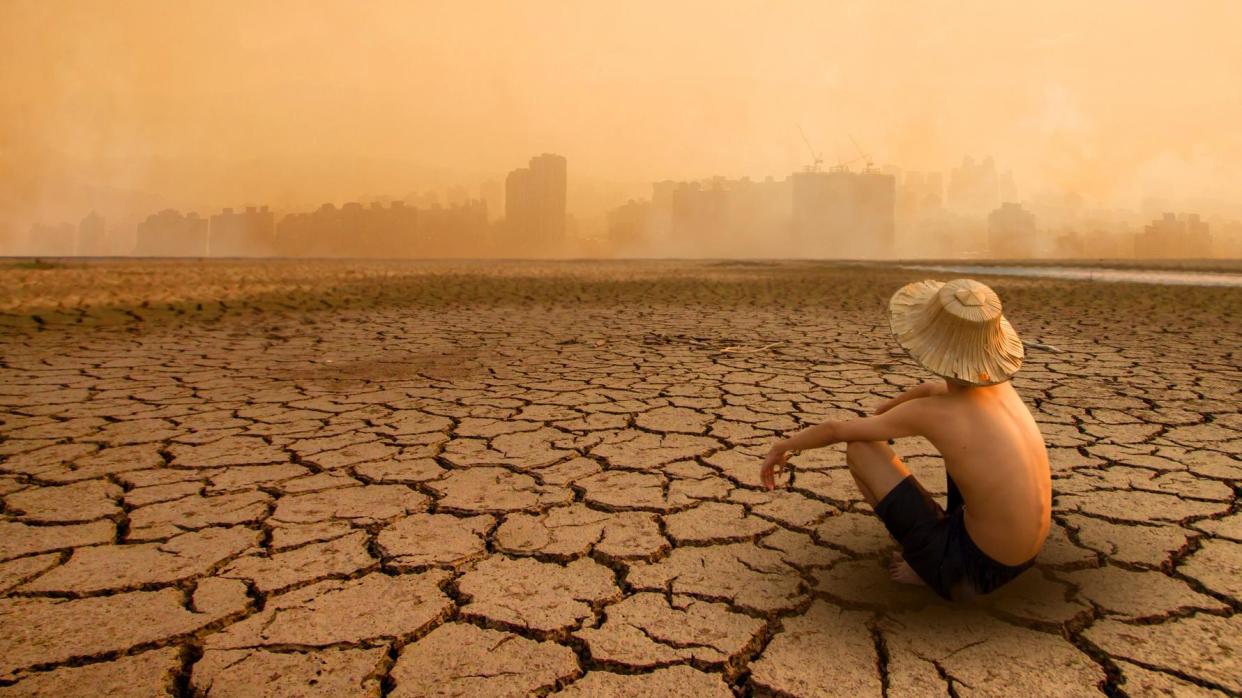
[901,380,1051,565]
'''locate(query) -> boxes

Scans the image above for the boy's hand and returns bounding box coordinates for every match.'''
[760,446,790,490]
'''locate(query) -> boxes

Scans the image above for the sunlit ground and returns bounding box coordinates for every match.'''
[0,258,1238,695]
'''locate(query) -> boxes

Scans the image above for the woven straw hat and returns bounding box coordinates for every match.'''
[889,278,1024,386]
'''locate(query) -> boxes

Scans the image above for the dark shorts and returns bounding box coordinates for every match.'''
[874,474,1035,601]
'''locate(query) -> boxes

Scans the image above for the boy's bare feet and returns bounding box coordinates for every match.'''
[889,551,925,586]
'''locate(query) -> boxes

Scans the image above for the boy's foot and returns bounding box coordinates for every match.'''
[889,551,925,586]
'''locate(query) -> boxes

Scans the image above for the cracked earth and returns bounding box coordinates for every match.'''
[0,259,1238,696]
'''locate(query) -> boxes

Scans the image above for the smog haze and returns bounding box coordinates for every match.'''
[3,1,1241,258]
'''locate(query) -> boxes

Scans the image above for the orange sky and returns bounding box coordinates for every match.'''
[3,0,1242,231]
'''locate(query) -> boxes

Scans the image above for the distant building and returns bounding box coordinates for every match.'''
[423,201,488,256]
[504,153,567,255]
[649,180,677,235]
[603,176,793,258]
[910,209,987,259]
[987,202,1036,258]
[791,169,896,258]
[405,191,440,209]
[948,156,1016,215]
[663,176,792,257]
[1053,230,1086,259]
[27,222,76,256]
[479,180,503,222]
[444,185,471,207]
[1029,191,1085,233]
[276,204,337,258]
[210,206,275,257]
[1214,219,1242,258]
[77,212,108,256]
[671,180,728,249]
[135,210,208,257]
[896,171,944,221]
[608,170,899,258]
[607,199,653,254]
[633,180,676,251]
[1135,213,1211,258]
[274,199,484,258]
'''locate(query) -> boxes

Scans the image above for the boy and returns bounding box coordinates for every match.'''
[759,278,1050,601]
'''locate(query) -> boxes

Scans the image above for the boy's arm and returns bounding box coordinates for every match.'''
[760,399,932,490]
[873,380,947,415]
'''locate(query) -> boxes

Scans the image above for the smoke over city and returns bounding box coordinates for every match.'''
[3,1,1242,259]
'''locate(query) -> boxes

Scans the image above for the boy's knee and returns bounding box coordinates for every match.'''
[845,441,862,462]
[845,440,877,466]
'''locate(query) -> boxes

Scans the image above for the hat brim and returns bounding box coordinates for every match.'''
[888,280,1024,386]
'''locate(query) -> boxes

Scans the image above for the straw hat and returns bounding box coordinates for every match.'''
[888,278,1024,386]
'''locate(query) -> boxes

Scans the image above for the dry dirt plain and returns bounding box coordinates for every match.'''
[0,258,1238,697]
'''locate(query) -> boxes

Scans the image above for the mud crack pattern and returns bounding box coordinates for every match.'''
[0,259,1239,696]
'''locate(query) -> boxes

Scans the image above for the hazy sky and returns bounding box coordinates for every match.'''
[3,0,1242,229]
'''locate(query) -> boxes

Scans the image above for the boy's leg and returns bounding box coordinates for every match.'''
[849,437,953,588]
[845,440,912,508]
[846,440,940,588]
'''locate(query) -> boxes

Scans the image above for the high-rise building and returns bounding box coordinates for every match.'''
[948,156,1016,215]
[135,210,208,256]
[78,211,107,256]
[479,180,503,222]
[273,199,483,258]
[444,185,471,207]
[897,171,944,219]
[987,202,1036,258]
[1214,220,1242,258]
[912,208,987,259]
[660,176,793,257]
[606,199,652,254]
[504,153,567,255]
[210,206,275,257]
[791,169,896,258]
[670,180,727,250]
[1135,213,1211,258]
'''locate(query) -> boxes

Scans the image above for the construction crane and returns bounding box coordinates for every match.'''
[848,134,874,172]
[797,125,824,173]
[830,155,862,173]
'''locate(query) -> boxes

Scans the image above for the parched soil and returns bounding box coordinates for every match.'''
[0,258,1238,696]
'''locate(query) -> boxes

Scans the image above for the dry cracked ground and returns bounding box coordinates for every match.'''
[0,258,1238,697]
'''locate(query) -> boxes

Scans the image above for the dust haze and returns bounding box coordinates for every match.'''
[3,1,1241,259]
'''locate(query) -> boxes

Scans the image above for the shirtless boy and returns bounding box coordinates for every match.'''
[759,278,1050,601]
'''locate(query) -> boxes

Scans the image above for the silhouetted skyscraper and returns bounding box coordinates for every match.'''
[607,199,653,254]
[210,206,275,257]
[445,185,470,207]
[479,180,503,222]
[1135,213,1211,258]
[670,180,726,248]
[656,176,792,257]
[77,211,107,256]
[897,171,944,220]
[273,198,483,258]
[135,210,208,256]
[791,169,895,258]
[948,156,1016,215]
[504,153,567,255]
[987,202,1036,258]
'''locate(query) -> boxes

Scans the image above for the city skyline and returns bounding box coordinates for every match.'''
[3,1,1242,258]
[2,0,1242,258]
[16,150,1239,260]
[8,140,1242,259]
